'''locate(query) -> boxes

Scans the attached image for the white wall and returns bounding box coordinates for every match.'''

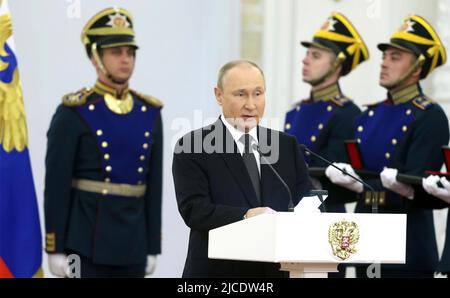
[9,0,240,277]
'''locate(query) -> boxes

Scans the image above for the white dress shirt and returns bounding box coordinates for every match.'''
[220,114,261,176]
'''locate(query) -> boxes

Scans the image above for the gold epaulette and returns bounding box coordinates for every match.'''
[130,89,164,108]
[330,95,350,107]
[413,96,434,110]
[62,87,93,107]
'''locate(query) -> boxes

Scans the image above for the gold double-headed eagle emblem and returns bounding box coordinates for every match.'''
[328,220,360,261]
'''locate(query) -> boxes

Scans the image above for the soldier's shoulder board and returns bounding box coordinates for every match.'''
[62,87,93,107]
[131,90,164,108]
[331,95,351,107]
[413,96,435,110]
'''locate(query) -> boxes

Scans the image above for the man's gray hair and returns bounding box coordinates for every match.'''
[217,60,265,90]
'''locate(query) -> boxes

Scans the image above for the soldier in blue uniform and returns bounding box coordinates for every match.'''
[284,12,368,278]
[326,15,449,278]
[44,7,163,278]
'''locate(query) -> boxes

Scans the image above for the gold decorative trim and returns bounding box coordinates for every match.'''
[390,84,421,105]
[62,87,93,107]
[312,83,340,102]
[104,93,134,115]
[84,27,134,37]
[131,89,164,108]
[72,179,146,197]
[46,233,55,252]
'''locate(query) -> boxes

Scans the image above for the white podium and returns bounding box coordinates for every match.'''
[208,212,407,278]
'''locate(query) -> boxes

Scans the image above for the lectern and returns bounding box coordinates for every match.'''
[208,212,406,278]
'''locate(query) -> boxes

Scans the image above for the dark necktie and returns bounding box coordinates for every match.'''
[240,134,261,204]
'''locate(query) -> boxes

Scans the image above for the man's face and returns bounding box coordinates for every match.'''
[97,46,136,84]
[302,46,336,84]
[380,47,417,89]
[215,64,266,132]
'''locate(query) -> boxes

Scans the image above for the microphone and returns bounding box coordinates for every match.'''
[252,144,295,212]
[299,144,378,213]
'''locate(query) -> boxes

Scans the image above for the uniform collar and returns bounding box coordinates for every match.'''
[388,83,422,105]
[311,83,341,102]
[94,80,130,100]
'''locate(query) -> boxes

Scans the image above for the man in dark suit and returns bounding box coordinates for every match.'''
[172,60,313,278]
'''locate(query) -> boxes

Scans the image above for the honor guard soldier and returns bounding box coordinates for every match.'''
[44,7,163,278]
[326,15,449,278]
[285,12,368,211]
[284,13,368,277]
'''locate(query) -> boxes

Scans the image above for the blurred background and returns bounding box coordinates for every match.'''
[7,0,449,277]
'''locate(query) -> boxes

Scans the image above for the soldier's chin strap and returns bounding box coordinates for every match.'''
[310,52,346,87]
[91,43,126,85]
[389,54,426,90]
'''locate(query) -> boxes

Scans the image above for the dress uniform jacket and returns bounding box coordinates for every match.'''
[354,83,449,274]
[44,81,163,266]
[285,83,361,212]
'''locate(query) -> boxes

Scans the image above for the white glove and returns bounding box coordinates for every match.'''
[145,255,157,275]
[48,254,68,278]
[380,168,414,200]
[325,163,363,193]
[422,175,450,204]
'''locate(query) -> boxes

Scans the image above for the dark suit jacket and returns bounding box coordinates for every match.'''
[172,119,313,277]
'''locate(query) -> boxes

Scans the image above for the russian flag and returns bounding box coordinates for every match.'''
[0,0,42,278]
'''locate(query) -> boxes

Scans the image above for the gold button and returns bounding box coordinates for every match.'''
[385,152,391,159]
[406,109,412,116]
[96,129,103,136]
[102,189,108,195]
[311,136,317,142]
[102,141,108,148]
[318,124,324,130]
[141,106,147,112]
[285,123,291,130]
[327,106,333,112]
[296,106,301,111]
[140,155,146,161]
[402,126,408,132]
[145,132,150,138]
[143,143,149,149]
[368,110,374,117]
[357,138,362,144]
[104,153,110,160]
[106,166,112,172]
[89,104,95,111]
[392,139,397,145]
[105,178,111,183]
[138,167,144,173]
[358,126,364,132]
